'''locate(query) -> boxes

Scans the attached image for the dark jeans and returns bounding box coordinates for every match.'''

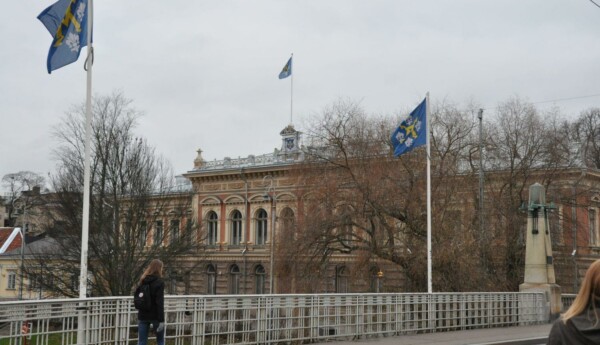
[138,320,164,345]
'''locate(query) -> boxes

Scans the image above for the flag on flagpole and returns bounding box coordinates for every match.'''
[390,99,427,157]
[38,0,91,73]
[278,56,292,79]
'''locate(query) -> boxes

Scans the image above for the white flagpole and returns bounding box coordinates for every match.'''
[79,0,93,299]
[290,53,293,125]
[78,2,93,343]
[426,92,432,294]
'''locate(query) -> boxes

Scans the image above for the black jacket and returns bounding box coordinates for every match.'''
[547,306,600,345]
[136,275,165,322]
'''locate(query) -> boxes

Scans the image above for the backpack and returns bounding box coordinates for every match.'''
[134,283,153,311]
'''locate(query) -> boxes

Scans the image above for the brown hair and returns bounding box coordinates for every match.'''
[139,259,164,285]
[563,259,600,323]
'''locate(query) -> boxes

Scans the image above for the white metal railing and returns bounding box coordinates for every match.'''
[0,292,547,345]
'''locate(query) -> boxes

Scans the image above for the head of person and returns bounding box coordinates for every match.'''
[139,259,164,285]
[563,259,600,322]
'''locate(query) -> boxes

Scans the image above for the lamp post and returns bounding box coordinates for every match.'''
[376,269,384,293]
[12,196,28,300]
[478,109,484,239]
[39,262,45,299]
[262,175,276,294]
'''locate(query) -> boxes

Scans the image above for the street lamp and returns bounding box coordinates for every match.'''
[376,269,384,293]
[262,175,276,294]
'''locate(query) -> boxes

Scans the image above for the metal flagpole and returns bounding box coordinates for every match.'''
[426,92,432,294]
[290,53,293,125]
[478,109,484,239]
[80,0,93,301]
[78,0,93,343]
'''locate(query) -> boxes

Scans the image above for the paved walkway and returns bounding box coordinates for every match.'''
[315,324,552,345]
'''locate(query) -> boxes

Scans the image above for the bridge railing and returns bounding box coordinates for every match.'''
[0,292,547,345]
[561,293,576,312]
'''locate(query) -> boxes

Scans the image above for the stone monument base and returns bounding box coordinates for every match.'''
[519,282,562,322]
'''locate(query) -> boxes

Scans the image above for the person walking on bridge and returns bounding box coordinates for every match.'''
[135,259,165,345]
[548,259,600,344]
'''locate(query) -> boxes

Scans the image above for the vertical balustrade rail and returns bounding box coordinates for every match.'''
[0,292,547,345]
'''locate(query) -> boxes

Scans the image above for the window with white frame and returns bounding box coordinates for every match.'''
[230,210,242,245]
[7,271,16,290]
[207,211,218,245]
[255,209,268,245]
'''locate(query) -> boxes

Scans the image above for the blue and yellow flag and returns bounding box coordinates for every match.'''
[391,98,427,157]
[38,0,90,74]
[278,56,292,79]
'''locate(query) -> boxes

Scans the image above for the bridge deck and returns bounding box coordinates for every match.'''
[315,324,552,345]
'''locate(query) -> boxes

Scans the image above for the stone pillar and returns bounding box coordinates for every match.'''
[519,183,561,321]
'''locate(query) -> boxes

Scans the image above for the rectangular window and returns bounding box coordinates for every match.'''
[186,220,193,245]
[139,221,148,247]
[590,209,597,246]
[7,271,16,290]
[170,220,180,244]
[154,220,163,245]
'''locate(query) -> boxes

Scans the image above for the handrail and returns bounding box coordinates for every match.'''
[0,292,548,345]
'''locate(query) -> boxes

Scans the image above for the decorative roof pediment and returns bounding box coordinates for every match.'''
[200,196,221,205]
[224,195,245,204]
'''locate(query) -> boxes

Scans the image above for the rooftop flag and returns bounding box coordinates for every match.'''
[390,98,427,157]
[38,0,91,73]
[278,56,292,79]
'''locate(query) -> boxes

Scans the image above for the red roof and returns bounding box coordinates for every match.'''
[0,227,22,253]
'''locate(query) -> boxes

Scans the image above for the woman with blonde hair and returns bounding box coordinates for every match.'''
[135,259,165,345]
[548,259,600,344]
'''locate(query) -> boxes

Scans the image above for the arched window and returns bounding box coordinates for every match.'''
[255,209,268,245]
[207,211,218,245]
[207,264,216,295]
[230,210,242,245]
[335,266,349,293]
[280,208,295,242]
[255,265,266,294]
[370,267,382,293]
[229,264,240,294]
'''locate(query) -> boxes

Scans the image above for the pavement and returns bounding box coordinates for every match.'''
[314,324,552,345]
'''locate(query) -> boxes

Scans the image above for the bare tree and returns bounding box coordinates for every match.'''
[574,107,600,169]
[1,171,45,227]
[287,97,578,292]
[481,97,572,289]
[28,91,203,297]
[287,99,489,292]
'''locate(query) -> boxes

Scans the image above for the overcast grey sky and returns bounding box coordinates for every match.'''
[1,1,599,187]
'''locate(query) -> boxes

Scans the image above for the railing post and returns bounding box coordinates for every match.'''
[355,294,362,339]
